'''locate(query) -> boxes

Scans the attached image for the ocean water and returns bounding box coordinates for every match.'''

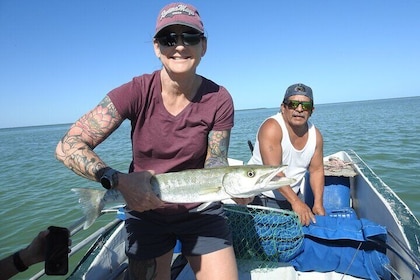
[1,96,419,279]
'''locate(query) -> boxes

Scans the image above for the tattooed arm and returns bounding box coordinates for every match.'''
[55,95,124,181]
[206,130,253,205]
[56,95,163,211]
[204,130,230,168]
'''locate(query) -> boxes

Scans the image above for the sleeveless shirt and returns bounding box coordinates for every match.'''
[248,112,316,200]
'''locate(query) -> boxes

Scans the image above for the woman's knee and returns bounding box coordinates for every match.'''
[126,252,172,280]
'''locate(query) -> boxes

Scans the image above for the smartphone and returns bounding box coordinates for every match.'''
[45,226,69,275]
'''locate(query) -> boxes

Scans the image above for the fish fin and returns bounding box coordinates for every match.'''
[197,201,213,211]
[71,188,106,230]
[221,198,236,204]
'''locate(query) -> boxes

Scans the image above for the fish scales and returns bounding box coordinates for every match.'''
[151,168,227,201]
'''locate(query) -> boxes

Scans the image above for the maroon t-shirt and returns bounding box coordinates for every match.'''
[108,70,234,213]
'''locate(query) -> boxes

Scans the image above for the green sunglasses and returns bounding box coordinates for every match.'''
[284,100,313,111]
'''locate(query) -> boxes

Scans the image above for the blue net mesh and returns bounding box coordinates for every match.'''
[224,204,304,269]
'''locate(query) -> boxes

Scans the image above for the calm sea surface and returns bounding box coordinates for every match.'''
[1,96,419,279]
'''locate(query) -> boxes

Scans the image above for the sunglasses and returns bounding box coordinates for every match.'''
[284,100,313,111]
[155,32,204,47]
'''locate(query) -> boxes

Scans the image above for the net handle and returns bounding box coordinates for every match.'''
[224,204,299,218]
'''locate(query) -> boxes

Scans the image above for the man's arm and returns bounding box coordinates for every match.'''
[258,119,283,166]
[309,128,325,215]
[258,119,300,203]
[0,229,71,280]
[258,119,316,225]
[0,230,49,280]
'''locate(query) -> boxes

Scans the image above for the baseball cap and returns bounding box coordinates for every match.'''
[154,3,204,37]
[283,83,313,102]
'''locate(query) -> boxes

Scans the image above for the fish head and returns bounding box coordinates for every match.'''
[222,165,295,198]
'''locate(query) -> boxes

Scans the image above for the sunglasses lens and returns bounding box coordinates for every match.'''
[157,34,177,46]
[301,102,313,111]
[287,100,299,109]
[182,33,202,45]
[285,100,313,111]
[156,33,203,47]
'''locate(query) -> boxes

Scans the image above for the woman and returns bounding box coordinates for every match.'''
[56,3,249,279]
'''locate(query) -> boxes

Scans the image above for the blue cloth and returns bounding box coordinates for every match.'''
[290,215,390,280]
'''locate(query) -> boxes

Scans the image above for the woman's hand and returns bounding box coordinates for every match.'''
[117,171,164,212]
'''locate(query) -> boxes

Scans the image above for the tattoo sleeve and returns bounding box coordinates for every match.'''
[204,130,230,168]
[55,96,123,182]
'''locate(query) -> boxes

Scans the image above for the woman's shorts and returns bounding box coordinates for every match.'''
[124,202,232,259]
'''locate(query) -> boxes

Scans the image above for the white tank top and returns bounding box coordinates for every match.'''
[248,112,316,200]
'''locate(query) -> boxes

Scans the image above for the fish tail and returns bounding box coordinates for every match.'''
[71,188,106,230]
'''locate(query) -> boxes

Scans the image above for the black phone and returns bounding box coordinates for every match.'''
[45,226,69,275]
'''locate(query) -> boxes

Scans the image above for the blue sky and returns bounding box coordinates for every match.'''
[1,1,419,128]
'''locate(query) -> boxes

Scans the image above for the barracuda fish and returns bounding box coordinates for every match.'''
[72,165,294,229]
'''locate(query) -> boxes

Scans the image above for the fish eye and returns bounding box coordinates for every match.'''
[247,169,256,177]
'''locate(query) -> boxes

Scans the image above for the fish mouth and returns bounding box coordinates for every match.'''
[226,165,290,198]
[255,165,288,186]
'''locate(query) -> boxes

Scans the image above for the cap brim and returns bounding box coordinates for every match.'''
[155,22,204,37]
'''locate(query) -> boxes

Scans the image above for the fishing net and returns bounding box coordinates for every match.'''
[224,204,304,270]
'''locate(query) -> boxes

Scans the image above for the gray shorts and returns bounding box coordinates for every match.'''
[124,202,232,259]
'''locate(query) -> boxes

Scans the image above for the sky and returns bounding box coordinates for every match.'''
[1,1,419,128]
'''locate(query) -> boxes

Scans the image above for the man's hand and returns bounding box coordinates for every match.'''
[291,200,316,226]
[312,203,326,216]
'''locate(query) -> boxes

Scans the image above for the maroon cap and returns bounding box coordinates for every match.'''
[154,3,204,36]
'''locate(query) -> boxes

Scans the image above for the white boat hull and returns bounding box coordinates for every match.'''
[29,151,420,280]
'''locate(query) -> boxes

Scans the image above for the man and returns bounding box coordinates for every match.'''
[248,83,325,226]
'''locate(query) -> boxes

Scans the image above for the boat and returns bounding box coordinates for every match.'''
[29,150,420,280]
